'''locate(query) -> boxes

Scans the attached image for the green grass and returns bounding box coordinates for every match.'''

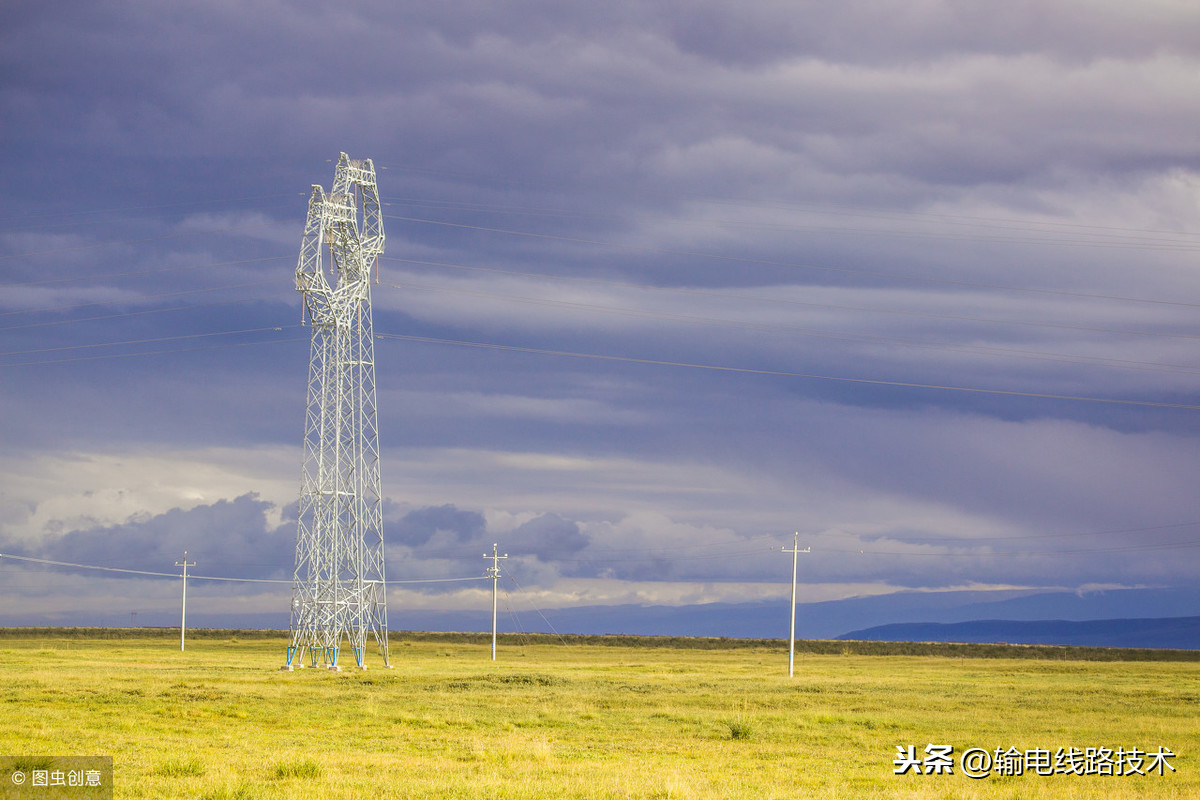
[725,720,756,740]
[155,756,205,777]
[0,630,1196,798]
[272,758,321,779]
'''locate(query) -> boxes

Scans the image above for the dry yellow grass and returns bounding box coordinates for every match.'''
[0,632,1196,798]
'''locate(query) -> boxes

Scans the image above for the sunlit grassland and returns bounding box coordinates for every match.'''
[1,631,1197,799]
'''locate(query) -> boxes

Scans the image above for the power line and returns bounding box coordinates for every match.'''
[382,214,1200,309]
[380,190,1200,245]
[1,199,302,236]
[0,324,299,359]
[380,188,1200,255]
[505,570,570,646]
[388,197,1200,252]
[0,553,189,580]
[0,220,286,261]
[355,518,1200,566]
[829,537,1200,558]
[11,266,1197,380]
[824,520,1200,546]
[0,192,303,225]
[702,196,1200,242]
[0,278,281,319]
[374,332,1200,411]
[378,276,1200,376]
[381,255,1200,347]
[0,552,487,585]
[500,586,533,649]
[0,255,287,290]
[0,297,279,334]
[0,334,304,368]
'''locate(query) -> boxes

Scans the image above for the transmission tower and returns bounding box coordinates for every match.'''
[284,153,390,671]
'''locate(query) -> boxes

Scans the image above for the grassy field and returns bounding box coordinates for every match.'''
[0,630,1196,799]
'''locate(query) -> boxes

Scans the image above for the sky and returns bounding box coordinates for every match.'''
[2,0,1200,634]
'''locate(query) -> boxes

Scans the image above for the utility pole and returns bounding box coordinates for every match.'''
[175,552,195,652]
[483,543,508,661]
[781,533,810,678]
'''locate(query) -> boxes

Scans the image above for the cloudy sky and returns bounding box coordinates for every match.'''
[3,1,1200,632]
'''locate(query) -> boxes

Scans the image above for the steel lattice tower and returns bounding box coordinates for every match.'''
[284,153,389,671]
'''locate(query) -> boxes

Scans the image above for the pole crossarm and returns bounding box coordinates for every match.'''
[285,153,390,672]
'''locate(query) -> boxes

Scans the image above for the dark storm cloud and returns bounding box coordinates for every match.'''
[391,504,486,547]
[9,1,1196,197]
[646,1,1200,66]
[386,506,585,573]
[18,494,292,579]
[510,512,589,561]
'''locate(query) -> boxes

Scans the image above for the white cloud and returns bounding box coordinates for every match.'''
[0,446,298,545]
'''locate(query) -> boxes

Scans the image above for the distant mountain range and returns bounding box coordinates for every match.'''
[7,586,1200,649]
[838,616,1200,649]
[378,587,1200,648]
